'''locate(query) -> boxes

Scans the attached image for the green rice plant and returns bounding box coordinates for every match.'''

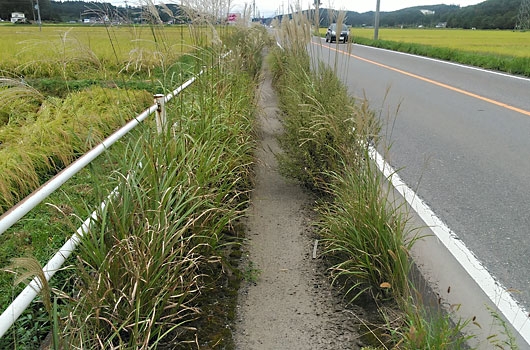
[0,25,198,92]
[351,28,530,58]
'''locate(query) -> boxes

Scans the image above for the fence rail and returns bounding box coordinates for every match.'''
[0,68,205,338]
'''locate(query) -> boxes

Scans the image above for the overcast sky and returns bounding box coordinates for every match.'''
[238,0,486,18]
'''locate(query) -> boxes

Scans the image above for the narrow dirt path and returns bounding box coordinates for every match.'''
[233,58,367,349]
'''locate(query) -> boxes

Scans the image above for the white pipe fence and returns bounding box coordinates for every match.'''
[0,68,205,338]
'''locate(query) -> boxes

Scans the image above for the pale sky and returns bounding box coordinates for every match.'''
[241,0,486,18]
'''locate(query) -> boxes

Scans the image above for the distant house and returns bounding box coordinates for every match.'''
[10,12,25,23]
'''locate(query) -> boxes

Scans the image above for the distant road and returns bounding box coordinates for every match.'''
[311,39,530,313]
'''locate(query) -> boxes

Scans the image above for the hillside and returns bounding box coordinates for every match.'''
[319,0,523,29]
[0,0,525,30]
[446,0,522,29]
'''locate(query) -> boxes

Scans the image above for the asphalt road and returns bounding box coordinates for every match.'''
[311,38,530,312]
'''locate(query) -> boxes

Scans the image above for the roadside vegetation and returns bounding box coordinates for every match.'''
[317,27,530,77]
[351,28,530,58]
[353,30,530,77]
[0,1,269,347]
[275,11,517,349]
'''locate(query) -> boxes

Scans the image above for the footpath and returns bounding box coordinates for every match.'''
[232,58,371,349]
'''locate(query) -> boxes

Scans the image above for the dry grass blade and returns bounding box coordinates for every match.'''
[3,257,52,315]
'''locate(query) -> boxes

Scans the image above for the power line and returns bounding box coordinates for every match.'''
[515,0,530,31]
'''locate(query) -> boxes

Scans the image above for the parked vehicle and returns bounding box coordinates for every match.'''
[325,23,349,43]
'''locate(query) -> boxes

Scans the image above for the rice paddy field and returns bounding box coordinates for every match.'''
[316,27,530,76]
[0,24,220,79]
[0,23,216,211]
[351,28,530,57]
[318,26,530,57]
[0,24,202,56]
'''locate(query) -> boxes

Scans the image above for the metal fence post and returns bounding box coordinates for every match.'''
[154,94,167,134]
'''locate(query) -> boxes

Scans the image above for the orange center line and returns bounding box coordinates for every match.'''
[319,43,530,117]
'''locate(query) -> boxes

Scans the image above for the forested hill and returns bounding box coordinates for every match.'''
[0,0,185,23]
[332,0,523,29]
[445,0,522,29]
[0,0,525,30]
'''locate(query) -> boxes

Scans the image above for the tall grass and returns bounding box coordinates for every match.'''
[271,14,414,301]
[318,163,415,302]
[58,47,258,346]
[62,138,216,347]
[1,6,264,347]
[271,10,489,349]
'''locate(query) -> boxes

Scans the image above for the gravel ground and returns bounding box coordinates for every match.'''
[233,57,375,350]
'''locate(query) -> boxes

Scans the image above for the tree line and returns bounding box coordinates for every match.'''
[0,0,525,29]
[0,0,186,23]
[303,0,523,30]
[341,0,523,30]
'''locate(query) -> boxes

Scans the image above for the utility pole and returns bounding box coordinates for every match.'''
[313,0,321,35]
[374,0,380,40]
[35,0,42,31]
[124,0,129,23]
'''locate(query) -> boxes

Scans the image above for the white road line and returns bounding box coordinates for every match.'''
[369,146,530,346]
[357,43,530,82]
